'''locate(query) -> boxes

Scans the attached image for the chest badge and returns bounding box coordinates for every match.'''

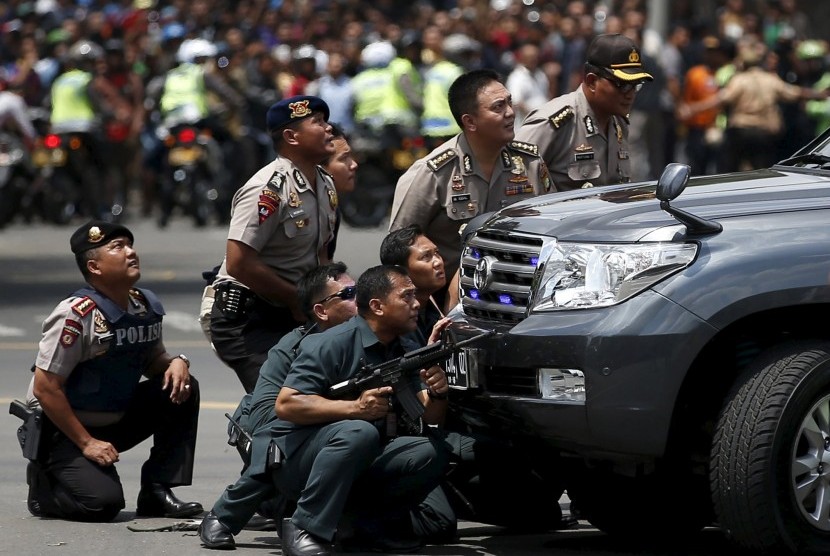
[451,174,464,191]
[288,191,301,208]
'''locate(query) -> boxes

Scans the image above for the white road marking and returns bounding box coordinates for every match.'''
[163,311,203,332]
[0,324,25,337]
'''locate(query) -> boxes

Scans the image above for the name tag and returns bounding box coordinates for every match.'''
[451,194,471,203]
[575,152,594,161]
[288,208,306,219]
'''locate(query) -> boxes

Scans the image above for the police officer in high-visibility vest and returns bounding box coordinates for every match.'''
[351,41,420,137]
[49,40,108,219]
[156,38,245,225]
[420,34,481,150]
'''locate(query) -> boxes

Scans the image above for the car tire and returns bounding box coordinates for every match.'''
[711,340,830,554]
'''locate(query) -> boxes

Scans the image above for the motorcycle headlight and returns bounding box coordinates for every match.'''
[529,240,698,312]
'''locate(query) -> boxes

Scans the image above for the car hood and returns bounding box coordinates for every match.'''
[484,168,830,242]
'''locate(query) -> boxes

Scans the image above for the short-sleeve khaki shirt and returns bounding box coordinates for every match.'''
[389,134,551,277]
[515,87,632,191]
[214,156,338,301]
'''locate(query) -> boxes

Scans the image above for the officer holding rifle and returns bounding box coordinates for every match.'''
[269,264,451,556]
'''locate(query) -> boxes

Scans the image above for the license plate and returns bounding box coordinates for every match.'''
[33,148,67,167]
[168,146,201,166]
[446,347,483,390]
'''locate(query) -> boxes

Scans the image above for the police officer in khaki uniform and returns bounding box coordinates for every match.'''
[210,95,338,393]
[24,220,201,522]
[389,69,551,294]
[515,33,653,191]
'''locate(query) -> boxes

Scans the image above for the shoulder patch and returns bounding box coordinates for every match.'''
[426,150,458,172]
[508,141,539,156]
[71,297,96,317]
[60,318,83,348]
[549,106,575,129]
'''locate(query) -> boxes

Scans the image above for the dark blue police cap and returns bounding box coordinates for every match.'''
[70,220,134,254]
[266,95,330,133]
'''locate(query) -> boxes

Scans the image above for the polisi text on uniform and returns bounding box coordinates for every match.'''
[115,322,162,346]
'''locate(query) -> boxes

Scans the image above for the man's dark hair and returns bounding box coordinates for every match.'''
[297,261,349,320]
[75,248,98,280]
[269,119,304,151]
[323,122,347,165]
[356,264,409,315]
[329,122,346,140]
[448,68,502,127]
[379,225,423,267]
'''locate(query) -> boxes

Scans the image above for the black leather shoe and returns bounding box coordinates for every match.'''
[135,483,203,518]
[26,462,42,517]
[282,518,331,556]
[243,513,276,531]
[198,511,236,550]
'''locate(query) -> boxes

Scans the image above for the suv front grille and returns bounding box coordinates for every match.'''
[460,229,544,324]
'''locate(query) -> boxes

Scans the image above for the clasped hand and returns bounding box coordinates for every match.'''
[357,386,393,420]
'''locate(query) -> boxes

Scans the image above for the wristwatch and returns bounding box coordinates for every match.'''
[174,353,190,369]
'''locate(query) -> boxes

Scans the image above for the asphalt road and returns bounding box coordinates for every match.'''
[0,215,738,555]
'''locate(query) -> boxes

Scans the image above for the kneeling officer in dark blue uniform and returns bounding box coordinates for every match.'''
[20,220,202,522]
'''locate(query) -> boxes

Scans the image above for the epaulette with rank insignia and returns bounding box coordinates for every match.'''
[129,288,147,304]
[549,106,575,129]
[508,141,539,156]
[71,296,96,317]
[426,150,457,172]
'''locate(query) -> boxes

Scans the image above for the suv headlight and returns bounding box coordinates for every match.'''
[529,240,698,312]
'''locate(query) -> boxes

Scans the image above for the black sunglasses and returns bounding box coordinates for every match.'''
[317,285,357,305]
[598,69,644,94]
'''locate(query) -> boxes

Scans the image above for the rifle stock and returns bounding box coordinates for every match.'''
[329,330,494,421]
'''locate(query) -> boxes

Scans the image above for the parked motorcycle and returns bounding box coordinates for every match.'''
[31,130,100,225]
[340,123,427,228]
[0,129,30,227]
[157,122,218,228]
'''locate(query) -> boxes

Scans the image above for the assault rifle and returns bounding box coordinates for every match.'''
[329,330,494,421]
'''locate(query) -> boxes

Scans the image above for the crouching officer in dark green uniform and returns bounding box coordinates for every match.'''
[20,220,202,522]
[198,262,358,549]
[265,265,451,555]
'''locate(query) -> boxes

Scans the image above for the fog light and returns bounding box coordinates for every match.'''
[538,368,585,402]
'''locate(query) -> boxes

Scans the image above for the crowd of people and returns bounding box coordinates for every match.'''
[1,0,829,226]
[10,0,830,554]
